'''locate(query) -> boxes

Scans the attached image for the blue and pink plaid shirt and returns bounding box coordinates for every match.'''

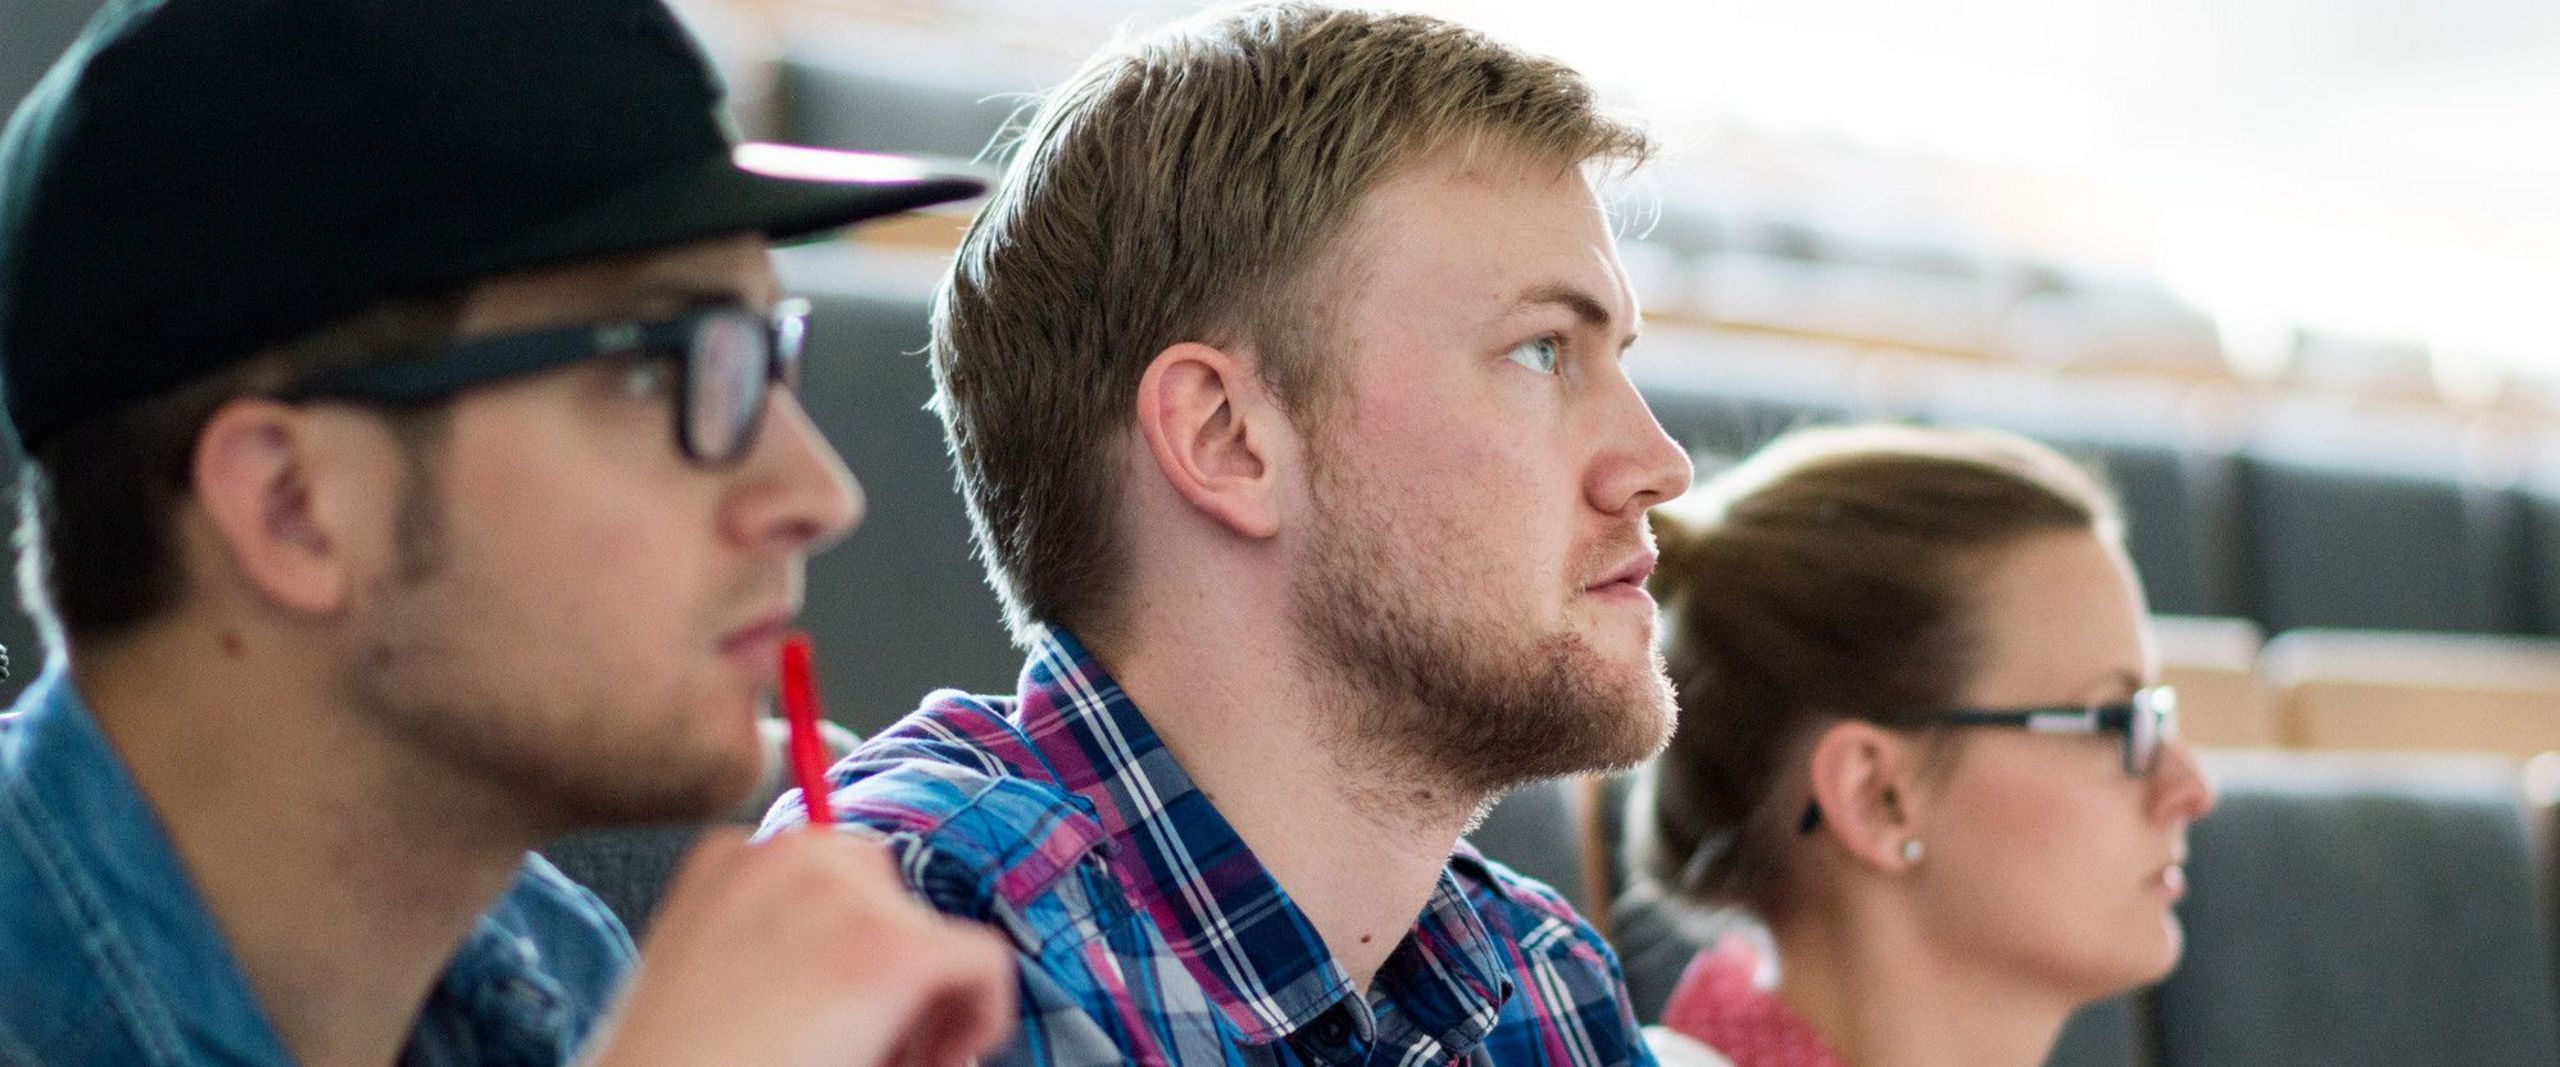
[757,626,1655,1066]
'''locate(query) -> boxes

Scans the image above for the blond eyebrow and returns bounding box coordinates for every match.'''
[1514,282,1642,350]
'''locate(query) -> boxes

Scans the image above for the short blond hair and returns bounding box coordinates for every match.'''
[931,2,1649,645]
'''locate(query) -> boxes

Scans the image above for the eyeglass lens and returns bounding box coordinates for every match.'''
[686,312,762,462]
[681,303,808,464]
[2129,687,2178,776]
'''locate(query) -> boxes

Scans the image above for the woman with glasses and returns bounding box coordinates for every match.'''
[1628,423,2218,1067]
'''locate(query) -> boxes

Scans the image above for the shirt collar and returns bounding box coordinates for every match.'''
[1013,626,1514,1051]
[2,666,607,1064]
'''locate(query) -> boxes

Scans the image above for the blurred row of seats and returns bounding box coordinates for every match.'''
[753,9,2560,648]
[754,6,2560,415]
[1627,329,2560,641]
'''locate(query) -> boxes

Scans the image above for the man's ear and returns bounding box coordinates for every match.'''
[1132,341,1283,540]
[1804,719,1928,873]
[189,399,363,618]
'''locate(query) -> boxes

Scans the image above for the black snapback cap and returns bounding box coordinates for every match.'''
[0,0,987,453]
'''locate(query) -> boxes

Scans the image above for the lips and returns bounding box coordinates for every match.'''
[720,609,798,660]
[1588,548,1659,593]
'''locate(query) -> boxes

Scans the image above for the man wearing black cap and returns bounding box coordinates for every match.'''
[0,1,1012,1063]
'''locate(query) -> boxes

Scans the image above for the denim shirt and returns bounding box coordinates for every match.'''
[0,666,635,1066]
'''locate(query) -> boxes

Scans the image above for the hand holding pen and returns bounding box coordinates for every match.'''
[582,632,1017,1067]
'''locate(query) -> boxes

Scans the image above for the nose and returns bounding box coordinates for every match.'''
[724,388,862,553]
[2151,738,2218,824]
[1587,366,1693,516]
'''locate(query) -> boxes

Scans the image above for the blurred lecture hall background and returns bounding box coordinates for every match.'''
[13,0,2560,1063]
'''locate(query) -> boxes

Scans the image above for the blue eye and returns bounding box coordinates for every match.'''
[1507,336,1561,375]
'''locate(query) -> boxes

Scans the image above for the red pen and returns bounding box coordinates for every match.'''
[780,631,836,826]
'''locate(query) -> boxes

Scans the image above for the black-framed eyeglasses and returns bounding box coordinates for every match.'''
[1797,685,2180,834]
[278,297,812,467]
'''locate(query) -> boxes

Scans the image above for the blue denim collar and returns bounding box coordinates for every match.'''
[0,665,632,1065]
[0,665,295,1063]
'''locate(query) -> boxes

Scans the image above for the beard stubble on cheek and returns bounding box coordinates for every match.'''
[342,446,760,830]
[1290,448,1678,800]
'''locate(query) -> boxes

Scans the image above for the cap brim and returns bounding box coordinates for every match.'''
[419,143,987,288]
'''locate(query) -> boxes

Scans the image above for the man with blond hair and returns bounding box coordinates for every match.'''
[761,3,1692,1062]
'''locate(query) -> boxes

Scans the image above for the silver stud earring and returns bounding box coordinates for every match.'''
[1900,839,1925,864]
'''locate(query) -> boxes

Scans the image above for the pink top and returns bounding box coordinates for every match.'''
[1658,938,1849,1067]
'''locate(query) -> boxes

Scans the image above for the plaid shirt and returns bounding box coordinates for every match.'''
[757,627,1654,1067]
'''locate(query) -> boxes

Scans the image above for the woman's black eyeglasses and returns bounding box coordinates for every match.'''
[1798,685,2180,834]
[278,298,812,467]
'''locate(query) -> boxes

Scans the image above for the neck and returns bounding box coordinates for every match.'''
[1106,605,1480,994]
[1768,895,2075,1067]
[75,618,539,1067]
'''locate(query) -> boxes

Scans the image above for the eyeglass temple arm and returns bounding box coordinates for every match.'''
[1897,707,2124,734]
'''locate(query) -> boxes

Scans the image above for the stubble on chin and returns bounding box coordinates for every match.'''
[1291,513,1677,804]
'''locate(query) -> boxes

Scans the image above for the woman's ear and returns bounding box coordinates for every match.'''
[1804,719,1929,874]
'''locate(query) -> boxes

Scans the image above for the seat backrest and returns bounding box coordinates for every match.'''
[1626,329,1864,463]
[2156,750,2560,1067]
[2233,399,2520,635]
[771,32,1032,161]
[1880,359,2244,619]
[1466,776,1598,920]
[782,251,1025,737]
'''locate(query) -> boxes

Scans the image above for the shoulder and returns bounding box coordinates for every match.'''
[1450,843,1653,1062]
[757,691,1110,923]
[494,853,638,1013]
[1451,840,1621,967]
[0,704,136,1055]
[0,833,131,1061]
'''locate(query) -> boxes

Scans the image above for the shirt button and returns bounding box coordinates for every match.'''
[1315,1016,1349,1044]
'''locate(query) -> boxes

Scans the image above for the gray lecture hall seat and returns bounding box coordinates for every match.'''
[1,0,103,110]
[2156,751,2560,1067]
[2231,398,2524,635]
[2524,488,2560,638]
[779,246,1021,737]
[1466,776,1601,918]
[2516,432,2560,638]
[772,31,1039,162]
[1625,329,1866,466]
[1882,359,2247,619]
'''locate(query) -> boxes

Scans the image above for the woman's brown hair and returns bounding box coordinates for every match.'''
[1630,423,2122,919]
